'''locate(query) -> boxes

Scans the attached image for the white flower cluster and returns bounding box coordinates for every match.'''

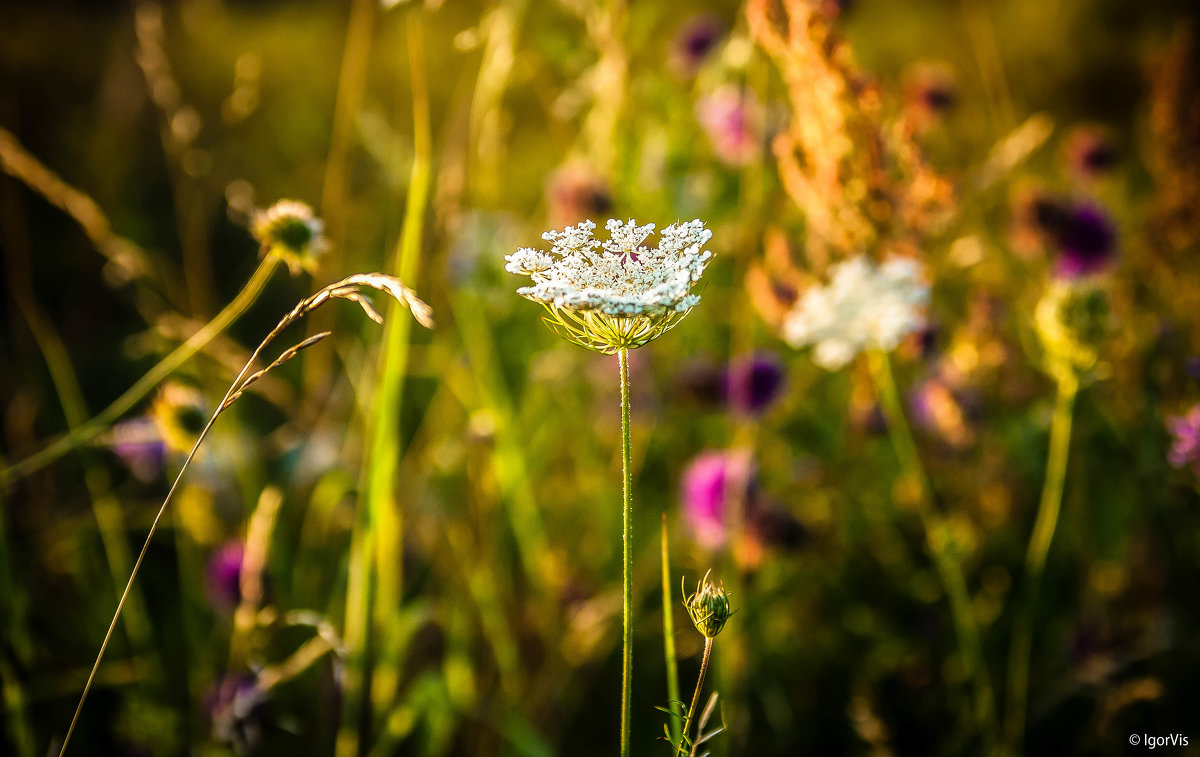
[506,219,713,317]
[783,255,929,370]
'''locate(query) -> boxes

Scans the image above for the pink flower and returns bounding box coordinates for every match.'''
[680,450,755,548]
[696,86,763,166]
[1168,405,1200,477]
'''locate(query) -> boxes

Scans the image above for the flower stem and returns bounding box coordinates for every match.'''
[868,350,996,742]
[619,347,633,757]
[661,514,682,749]
[677,637,713,757]
[1003,374,1077,756]
[340,12,431,756]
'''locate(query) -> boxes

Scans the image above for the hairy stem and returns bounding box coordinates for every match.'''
[619,347,633,757]
[868,350,996,742]
[1004,374,1077,755]
[678,637,713,757]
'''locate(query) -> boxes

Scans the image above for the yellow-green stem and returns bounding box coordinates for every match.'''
[868,350,996,742]
[303,0,375,398]
[340,12,431,756]
[677,636,713,757]
[661,514,682,748]
[1003,375,1077,756]
[1,255,280,487]
[619,347,633,757]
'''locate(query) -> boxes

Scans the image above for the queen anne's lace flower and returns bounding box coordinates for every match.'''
[507,218,713,353]
[782,255,929,370]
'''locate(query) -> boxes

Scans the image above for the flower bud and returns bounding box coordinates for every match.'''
[684,571,735,639]
[1035,279,1111,381]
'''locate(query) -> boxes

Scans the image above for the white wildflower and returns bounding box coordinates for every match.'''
[251,199,327,274]
[783,255,929,370]
[507,218,713,353]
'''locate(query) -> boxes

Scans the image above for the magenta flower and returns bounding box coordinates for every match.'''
[722,353,785,415]
[1023,196,1118,279]
[1054,203,1117,279]
[696,86,763,167]
[1168,405,1200,476]
[680,450,755,548]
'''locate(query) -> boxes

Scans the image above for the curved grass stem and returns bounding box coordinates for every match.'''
[868,350,996,744]
[619,347,633,757]
[2,255,281,487]
[1003,374,1077,756]
[55,274,430,757]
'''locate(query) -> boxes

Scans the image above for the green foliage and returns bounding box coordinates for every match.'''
[1,1,1199,756]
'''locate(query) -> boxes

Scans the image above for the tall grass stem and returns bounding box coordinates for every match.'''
[304,0,376,398]
[340,11,432,755]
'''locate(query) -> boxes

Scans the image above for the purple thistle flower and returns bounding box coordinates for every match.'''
[670,14,724,78]
[722,353,785,415]
[1054,203,1117,279]
[680,450,755,549]
[1168,405,1200,477]
[108,417,165,482]
[1029,197,1117,279]
[205,541,244,614]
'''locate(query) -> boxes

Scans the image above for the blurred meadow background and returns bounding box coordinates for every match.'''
[3,0,1200,755]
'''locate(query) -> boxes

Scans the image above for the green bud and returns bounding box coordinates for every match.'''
[1035,279,1111,381]
[683,571,735,639]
